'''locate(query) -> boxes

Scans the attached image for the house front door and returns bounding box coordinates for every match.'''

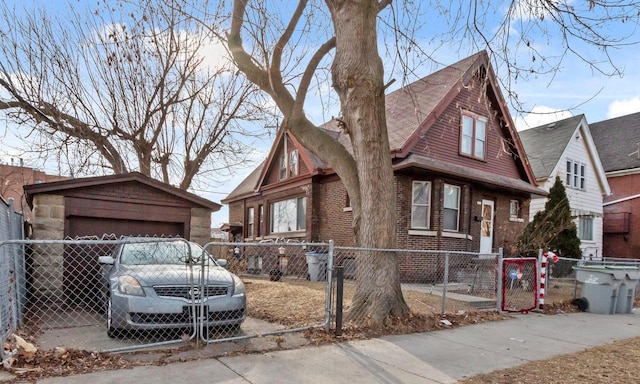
[479,199,494,254]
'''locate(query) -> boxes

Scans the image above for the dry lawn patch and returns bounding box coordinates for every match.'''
[244,277,509,339]
[461,336,640,384]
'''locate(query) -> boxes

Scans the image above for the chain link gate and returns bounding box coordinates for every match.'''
[499,257,538,313]
[0,238,333,360]
[200,241,333,345]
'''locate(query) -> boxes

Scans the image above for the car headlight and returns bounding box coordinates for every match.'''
[232,275,245,296]
[118,276,145,296]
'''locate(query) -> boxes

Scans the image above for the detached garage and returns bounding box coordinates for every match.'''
[24,171,220,242]
[23,172,220,306]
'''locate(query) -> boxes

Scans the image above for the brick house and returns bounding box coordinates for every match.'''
[222,51,545,261]
[0,162,69,222]
[590,112,640,258]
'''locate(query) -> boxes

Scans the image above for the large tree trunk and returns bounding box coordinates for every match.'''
[327,0,409,325]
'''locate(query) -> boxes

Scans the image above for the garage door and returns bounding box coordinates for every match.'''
[64,216,185,307]
[67,216,184,239]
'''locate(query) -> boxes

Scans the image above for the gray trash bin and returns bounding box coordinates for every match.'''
[306,251,329,281]
[573,265,640,314]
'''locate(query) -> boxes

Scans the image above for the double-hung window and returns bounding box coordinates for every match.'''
[510,200,521,220]
[257,205,263,237]
[461,113,487,160]
[247,207,255,238]
[578,216,594,241]
[443,184,460,231]
[270,197,306,233]
[289,150,299,177]
[411,181,431,229]
[279,154,287,180]
[566,159,586,190]
[279,148,299,180]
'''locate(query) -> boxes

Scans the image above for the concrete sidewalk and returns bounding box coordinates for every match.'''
[30,311,640,383]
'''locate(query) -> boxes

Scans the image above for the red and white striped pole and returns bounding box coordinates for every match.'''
[539,251,558,310]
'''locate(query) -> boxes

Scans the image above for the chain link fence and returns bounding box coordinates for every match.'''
[0,237,333,359]
[333,247,500,324]
[0,197,24,363]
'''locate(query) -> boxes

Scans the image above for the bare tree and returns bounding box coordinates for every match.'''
[228,0,409,325]
[0,0,271,190]
[224,0,640,325]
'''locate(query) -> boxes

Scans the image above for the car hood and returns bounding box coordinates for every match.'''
[118,264,234,287]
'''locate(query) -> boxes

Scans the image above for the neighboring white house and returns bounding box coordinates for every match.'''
[519,115,611,259]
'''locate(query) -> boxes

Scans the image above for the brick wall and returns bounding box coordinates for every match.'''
[603,173,640,258]
[315,176,356,246]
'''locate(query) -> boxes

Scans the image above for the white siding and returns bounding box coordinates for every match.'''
[529,126,606,259]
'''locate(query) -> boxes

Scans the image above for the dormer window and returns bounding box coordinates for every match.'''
[460,112,486,160]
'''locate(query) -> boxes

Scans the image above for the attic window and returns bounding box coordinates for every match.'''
[289,150,299,177]
[460,112,486,160]
[279,138,298,181]
[566,159,586,190]
[279,154,287,180]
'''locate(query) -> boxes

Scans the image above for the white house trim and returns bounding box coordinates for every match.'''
[604,193,640,207]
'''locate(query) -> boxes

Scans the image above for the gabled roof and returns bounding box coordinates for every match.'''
[590,111,640,173]
[386,52,490,154]
[519,115,585,180]
[221,162,264,203]
[519,114,610,195]
[224,51,541,203]
[24,171,220,210]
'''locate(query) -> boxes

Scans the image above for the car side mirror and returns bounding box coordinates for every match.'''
[98,256,115,265]
[216,259,227,267]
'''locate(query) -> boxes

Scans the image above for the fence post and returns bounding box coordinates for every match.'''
[324,240,335,332]
[496,248,503,313]
[335,266,344,337]
[441,252,449,315]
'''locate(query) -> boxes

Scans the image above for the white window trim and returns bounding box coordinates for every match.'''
[408,230,438,237]
[577,216,594,241]
[566,159,586,190]
[509,199,523,221]
[460,112,487,160]
[411,181,432,230]
[289,149,299,177]
[443,184,461,232]
[269,197,306,234]
[247,207,255,238]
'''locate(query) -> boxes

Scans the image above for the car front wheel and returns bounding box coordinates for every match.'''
[106,298,123,338]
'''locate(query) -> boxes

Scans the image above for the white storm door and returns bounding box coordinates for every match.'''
[479,200,494,254]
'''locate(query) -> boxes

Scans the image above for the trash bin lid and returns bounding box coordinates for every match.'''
[573,265,640,280]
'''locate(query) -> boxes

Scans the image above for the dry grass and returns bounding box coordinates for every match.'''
[461,336,640,384]
[244,277,481,328]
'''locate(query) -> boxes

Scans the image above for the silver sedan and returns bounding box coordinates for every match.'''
[99,239,246,338]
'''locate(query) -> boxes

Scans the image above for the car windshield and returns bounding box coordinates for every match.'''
[119,241,210,265]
